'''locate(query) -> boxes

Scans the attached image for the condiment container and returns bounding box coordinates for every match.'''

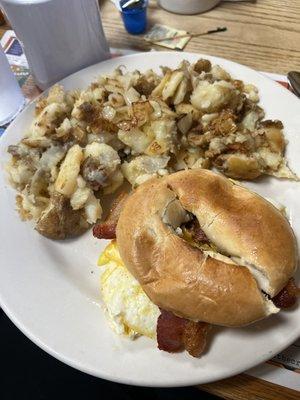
[0,0,110,89]
[120,0,148,35]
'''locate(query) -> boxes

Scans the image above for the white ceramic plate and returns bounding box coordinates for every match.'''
[0,52,300,387]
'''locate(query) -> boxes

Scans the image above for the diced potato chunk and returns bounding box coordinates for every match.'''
[191,81,237,113]
[216,153,262,180]
[55,144,83,197]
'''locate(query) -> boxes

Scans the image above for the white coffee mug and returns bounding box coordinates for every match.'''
[158,0,221,15]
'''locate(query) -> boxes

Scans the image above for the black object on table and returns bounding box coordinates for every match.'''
[0,309,218,400]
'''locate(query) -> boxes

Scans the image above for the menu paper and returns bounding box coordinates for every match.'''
[0,30,299,392]
[247,339,300,391]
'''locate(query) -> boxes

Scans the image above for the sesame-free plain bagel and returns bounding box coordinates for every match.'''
[116,169,298,327]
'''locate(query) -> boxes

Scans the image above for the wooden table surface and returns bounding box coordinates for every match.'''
[101,0,300,75]
[1,1,300,399]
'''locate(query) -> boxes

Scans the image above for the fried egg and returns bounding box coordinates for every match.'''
[98,241,160,339]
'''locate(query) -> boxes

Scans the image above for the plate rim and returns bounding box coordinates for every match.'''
[1,50,300,387]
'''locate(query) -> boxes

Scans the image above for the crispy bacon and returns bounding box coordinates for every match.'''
[157,310,186,353]
[93,192,129,240]
[272,278,300,309]
[184,218,209,244]
[93,222,117,240]
[157,309,211,357]
[183,320,212,358]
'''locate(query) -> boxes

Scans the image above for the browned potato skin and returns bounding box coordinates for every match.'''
[35,193,89,240]
[194,59,212,74]
[260,120,285,154]
[133,76,156,96]
[214,154,262,180]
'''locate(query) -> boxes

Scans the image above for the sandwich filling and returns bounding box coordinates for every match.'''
[94,185,298,357]
[162,179,296,315]
[178,215,298,311]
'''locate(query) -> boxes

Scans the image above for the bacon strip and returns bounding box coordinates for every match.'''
[157,309,211,357]
[93,192,129,240]
[272,278,300,309]
[93,222,117,240]
[157,310,186,353]
[183,218,209,244]
[183,320,212,358]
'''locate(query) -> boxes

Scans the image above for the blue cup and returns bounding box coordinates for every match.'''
[120,0,148,35]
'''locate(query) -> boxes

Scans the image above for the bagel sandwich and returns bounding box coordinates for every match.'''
[95,170,299,357]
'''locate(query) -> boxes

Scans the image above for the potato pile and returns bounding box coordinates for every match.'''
[6,59,295,239]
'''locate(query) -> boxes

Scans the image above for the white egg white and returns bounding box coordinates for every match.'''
[99,242,160,339]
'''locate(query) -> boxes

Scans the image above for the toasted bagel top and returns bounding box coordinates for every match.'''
[116,169,297,326]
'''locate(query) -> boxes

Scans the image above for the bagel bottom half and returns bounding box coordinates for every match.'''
[116,169,297,327]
